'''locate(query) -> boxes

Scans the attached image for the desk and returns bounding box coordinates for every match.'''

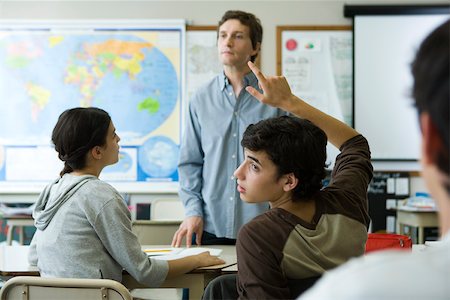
[0,245,236,300]
[396,206,439,244]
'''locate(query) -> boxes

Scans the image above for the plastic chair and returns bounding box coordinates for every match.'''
[150,198,184,221]
[0,276,132,300]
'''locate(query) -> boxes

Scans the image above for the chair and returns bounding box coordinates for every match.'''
[132,220,181,245]
[150,198,184,221]
[4,214,35,245]
[0,276,132,300]
[202,274,321,300]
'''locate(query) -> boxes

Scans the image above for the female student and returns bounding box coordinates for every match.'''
[28,107,224,287]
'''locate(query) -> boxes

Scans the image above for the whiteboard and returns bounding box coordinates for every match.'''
[354,15,448,161]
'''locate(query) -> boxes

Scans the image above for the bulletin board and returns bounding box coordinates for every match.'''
[277,26,352,168]
[277,26,352,126]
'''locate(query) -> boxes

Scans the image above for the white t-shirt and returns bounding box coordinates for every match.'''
[299,231,450,300]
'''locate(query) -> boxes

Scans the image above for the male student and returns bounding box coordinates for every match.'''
[172,10,286,247]
[299,19,450,300]
[203,60,373,300]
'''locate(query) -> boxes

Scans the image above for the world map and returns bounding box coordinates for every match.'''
[0,29,182,183]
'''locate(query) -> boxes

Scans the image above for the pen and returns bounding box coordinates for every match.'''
[144,249,172,253]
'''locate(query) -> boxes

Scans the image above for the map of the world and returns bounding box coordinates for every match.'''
[0,25,183,186]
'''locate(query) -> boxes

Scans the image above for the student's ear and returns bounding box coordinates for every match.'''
[91,146,103,160]
[420,112,443,166]
[283,173,299,192]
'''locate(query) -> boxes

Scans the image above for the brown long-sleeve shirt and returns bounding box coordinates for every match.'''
[236,135,373,300]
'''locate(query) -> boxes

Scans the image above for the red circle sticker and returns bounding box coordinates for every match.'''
[285,39,297,51]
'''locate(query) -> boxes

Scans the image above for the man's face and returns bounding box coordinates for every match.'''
[234,148,285,203]
[217,19,259,68]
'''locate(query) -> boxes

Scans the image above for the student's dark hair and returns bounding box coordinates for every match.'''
[411,19,449,180]
[52,107,111,177]
[218,10,262,62]
[241,116,328,201]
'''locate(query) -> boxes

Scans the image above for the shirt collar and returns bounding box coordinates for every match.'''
[220,71,258,92]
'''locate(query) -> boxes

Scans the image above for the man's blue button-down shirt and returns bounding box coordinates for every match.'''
[178,71,287,238]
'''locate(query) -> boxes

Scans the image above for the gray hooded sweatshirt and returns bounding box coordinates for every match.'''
[28,174,168,287]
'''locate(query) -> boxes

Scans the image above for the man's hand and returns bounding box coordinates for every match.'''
[171,216,204,248]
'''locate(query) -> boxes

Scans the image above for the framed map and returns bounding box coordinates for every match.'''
[0,20,185,192]
[186,26,222,103]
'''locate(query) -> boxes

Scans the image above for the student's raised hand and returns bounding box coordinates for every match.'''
[171,216,203,248]
[246,61,297,111]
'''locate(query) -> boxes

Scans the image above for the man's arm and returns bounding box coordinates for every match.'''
[246,61,358,149]
[172,99,205,247]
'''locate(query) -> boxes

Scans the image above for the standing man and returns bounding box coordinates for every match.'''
[172,10,286,247]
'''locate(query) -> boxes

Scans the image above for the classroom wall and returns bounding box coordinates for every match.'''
[0,0,442,207]
[0,0,446,76]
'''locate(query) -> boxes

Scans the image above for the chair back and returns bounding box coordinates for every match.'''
[0,276,132,300]
[132,220,181,245]
[150,198,184,221]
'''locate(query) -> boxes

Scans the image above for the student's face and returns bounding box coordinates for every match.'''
[217,19,259,68]
[101,121,120,166]
[234,148,286,203]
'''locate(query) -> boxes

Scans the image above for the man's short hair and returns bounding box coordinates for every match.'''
[412,19,449,177]
[241,116,327,200]
[218,10,263,63]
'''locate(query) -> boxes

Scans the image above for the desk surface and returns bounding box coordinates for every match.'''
[0,245,236,277]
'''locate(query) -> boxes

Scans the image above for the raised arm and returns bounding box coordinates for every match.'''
[246,62,358,149]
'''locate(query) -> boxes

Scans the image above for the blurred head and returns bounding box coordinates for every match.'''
[411,19,449,193]
[52,107,112,177]
[235,116,327,202]
[217,10,262,63]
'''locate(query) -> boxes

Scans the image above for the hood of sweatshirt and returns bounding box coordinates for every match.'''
[33,174,96,230]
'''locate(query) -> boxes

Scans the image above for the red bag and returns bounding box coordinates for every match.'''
[365,233,412,253]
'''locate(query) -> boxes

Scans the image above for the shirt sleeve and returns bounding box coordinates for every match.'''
[178,96,205,217]
[324,135,373,227]
[236,222,291,300]
[93,196,169,287]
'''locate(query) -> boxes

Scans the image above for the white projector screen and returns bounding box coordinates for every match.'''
[354,14,449,160]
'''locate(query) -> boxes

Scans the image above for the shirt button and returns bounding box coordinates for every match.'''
[230,176,235,180]
[232,154,236,159]
[230,197,234,201]
[233,133,237,137]
[229,92,233,96]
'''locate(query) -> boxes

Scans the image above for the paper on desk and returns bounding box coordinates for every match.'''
[148,247,222,260]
